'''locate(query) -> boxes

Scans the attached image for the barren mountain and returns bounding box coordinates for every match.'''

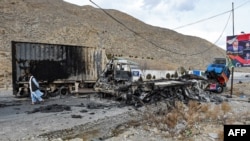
[0,0,228,88]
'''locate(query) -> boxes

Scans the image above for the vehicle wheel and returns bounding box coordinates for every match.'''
[216,86,224,93]
[49,89,59,97]
[17,88,29,98]
[41,89,49,99]
[60,87,68,95]
[78,83,85,88]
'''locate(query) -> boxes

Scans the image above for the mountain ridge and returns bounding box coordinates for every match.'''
[0,0,229,88]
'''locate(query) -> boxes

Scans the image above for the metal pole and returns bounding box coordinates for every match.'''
[232,2,234,36]
[230,67,234,97]
[230,2,234,98]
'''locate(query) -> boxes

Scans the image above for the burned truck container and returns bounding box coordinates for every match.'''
[11,41,107,97]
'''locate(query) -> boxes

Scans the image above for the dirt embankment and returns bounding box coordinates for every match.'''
[0,51,11,89]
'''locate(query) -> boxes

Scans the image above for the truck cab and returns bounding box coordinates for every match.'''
[205,58,231,93]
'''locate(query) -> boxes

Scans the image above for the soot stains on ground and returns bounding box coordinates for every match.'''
[0,102,22,108]
[26,104,71,114]
[86,102,110,109]
[71,115,82,118]
[85,101,127,109]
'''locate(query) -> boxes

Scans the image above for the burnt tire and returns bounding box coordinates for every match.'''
[60,87,69,95]
[41,89,49,99]
[49,89,59,97]
[15,87,30,98]
[216,86,224,93]
[78,83,85,88]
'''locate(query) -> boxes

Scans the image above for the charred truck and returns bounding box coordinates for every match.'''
[11,41,107,97]
[94,57,217,106]
[93,57,231,106]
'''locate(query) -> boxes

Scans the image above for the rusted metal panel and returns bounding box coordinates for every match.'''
[11,41,107,94]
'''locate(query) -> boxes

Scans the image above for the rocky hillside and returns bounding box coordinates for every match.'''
[0,0,227,88]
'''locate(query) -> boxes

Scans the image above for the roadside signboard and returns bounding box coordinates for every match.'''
[226,33,250,67]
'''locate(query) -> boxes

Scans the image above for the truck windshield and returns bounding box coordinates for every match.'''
[213,58,226,64]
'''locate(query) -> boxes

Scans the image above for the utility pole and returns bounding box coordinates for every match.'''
[230,2,234,98]
[232,2,234,36]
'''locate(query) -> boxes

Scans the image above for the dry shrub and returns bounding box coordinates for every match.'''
[225,118,236,124]
[143,110,161,125]
[184,101,202,125]
[232,87,241,96]
[206,105,221,120]
[224,111,250,125]
[218,130,224,141]
[142,100,234,138]
[221,102,231,113]
[172,101,186,119]
[199,103,209,113]
[164,111,178,128]
[241,111,250,122]
[81,129,99,141]
[175,101,185,111]
[229,111,250,125]
[126,120,140,127]
[160,101,206,129]
[186,113,199,126]
[142,124,150,131]
[188,100,200,111]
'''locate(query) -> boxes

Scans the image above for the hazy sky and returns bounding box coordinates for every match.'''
[64,0,250,50]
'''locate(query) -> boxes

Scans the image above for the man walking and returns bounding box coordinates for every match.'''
[29,74,45,105]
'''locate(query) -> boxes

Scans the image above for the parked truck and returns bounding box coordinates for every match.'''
[204,58,231,93]
[11,41,107,97]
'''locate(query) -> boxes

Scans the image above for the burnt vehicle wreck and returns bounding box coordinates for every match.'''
[94,57,224,106]
[11,41,107,98]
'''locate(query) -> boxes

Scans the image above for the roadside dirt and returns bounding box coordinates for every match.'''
[0,81,250,141]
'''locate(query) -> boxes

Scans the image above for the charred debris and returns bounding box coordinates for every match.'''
[94,57,228,107]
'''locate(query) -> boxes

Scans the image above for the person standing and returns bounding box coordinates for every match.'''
[28,74,44,105]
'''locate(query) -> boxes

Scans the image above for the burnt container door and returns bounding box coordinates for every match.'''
[11,41,86,95]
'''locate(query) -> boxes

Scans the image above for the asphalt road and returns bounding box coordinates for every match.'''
[227,72,250,86]
[0,89,134,141]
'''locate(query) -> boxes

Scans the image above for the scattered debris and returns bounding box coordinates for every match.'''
[71,115,82,118]
[86,102,110,109]
[76,103,85,107]
[80,109,88,113]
